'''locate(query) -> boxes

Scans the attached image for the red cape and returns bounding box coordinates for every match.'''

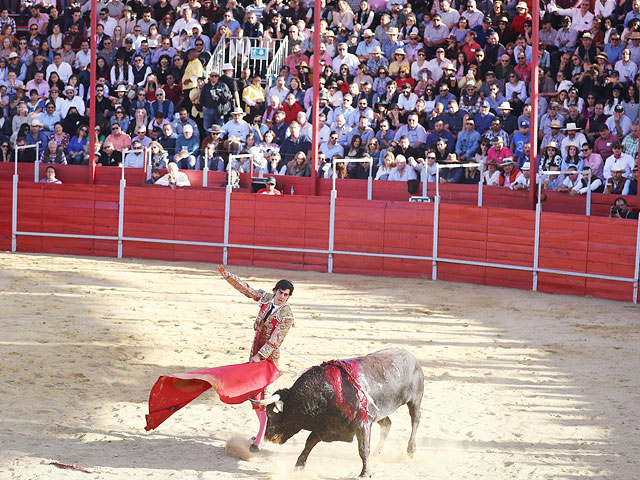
[145,360,281,431]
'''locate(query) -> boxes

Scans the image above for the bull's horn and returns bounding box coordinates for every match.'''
[249,393,280,406]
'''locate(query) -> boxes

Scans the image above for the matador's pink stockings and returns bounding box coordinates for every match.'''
[254,407,267,446]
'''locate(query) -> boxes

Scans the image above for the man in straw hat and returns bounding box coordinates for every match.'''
[221,107,250,143]
[603,140,635,179]
[366,45,388,74]
[498,157,521,188]
[382,26,403,61]
[356,28,380,62]
[560,122,587,153]
[541,118,565,150]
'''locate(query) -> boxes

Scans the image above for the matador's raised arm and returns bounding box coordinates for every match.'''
[217,264,264,302]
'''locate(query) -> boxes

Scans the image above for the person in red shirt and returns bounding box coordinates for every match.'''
[278,93,303,124]
[498,157,521,188]
[461,31,482,63]
[511,2,532,35]
[257,176,282,195]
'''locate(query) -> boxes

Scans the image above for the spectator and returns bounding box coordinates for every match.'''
[174,124,200,169]
[388,154,417,181]
[124,140,146,167]
[483,158,500,185]
[285,151,311,176]
[603,141,635,179]
[498,157,520,188]
[26,120,48,153]
[40,165,62,184]
[40,139,67,164]
[155,161,191,187]
[570,167,604,195]
[105,123,131,152]
[257,176,282,195]
[608,196,638,219]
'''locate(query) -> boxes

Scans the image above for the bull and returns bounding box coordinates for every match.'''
[250,348,424,478]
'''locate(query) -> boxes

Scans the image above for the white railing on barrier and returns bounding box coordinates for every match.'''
[331,157,374,199]
[9,167,640,303]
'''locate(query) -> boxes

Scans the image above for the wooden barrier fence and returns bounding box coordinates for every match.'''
[1,180,638,302]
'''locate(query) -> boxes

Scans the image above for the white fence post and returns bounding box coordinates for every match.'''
[117,175,126,258]
[328,189,337,273]
[633,215,640,304]
[11,173,18,253]
[533,178,543,292]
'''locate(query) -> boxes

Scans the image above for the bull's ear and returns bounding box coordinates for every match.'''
[273,400,284,414]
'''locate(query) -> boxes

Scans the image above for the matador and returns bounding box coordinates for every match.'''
[216,264,295,452]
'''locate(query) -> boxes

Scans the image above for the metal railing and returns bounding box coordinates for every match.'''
[207,36,288,88]
[13,143,40,181]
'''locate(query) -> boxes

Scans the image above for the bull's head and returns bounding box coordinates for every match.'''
[249,388,299,444]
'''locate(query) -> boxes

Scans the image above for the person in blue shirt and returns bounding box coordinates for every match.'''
[173,124,200,169]
[455,118,481,162]
[25,120,48,154]
[511,120,531,160]
[473,101,495,135]
[604,32,624,64]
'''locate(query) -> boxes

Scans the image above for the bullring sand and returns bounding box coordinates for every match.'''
[0,252,638,479]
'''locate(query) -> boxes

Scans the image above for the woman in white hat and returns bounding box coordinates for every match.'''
[562,143,584,172]
[511,2,532,35]
[388,48,409,77]
[540,142,562,172]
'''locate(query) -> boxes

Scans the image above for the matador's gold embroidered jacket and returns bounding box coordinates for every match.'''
[223,270,295,366]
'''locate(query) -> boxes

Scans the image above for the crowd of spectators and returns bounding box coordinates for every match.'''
[0,0,637,197]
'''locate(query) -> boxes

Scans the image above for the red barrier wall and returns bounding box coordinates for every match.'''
[0,181,637,302]
[1,163,636,217]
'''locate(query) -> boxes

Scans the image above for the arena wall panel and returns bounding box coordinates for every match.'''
[1,181,638,302]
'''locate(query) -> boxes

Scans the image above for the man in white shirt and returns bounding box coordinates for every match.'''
[266,75,289,105]
[171,7,200,38]
[606,105,633,138]
[614,49,638,84]
[426,47,447,82]
[332,43,360,75]
[124,140,146,167]
[60,84,85,117]
[553,0,594,34]
[155,162,191,187]
[98,8,117,37]
[603,141,635,179]
[397,84,418,113]
[45,53,73,84]
[388,154,418,181]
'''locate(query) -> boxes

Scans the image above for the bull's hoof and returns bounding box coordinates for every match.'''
[294,462,306,471]
[358,470,372,478]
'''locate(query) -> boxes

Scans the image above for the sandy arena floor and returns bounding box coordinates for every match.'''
[0,252,638,480]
